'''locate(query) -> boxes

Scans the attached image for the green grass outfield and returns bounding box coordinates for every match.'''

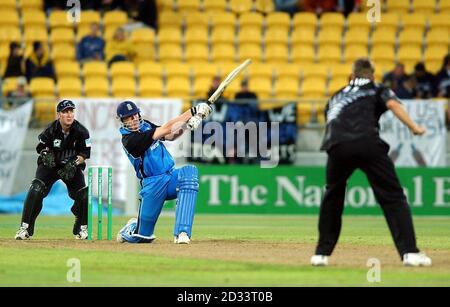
[0,214,449,286]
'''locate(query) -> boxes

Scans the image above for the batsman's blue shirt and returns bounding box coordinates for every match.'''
[120,120,175,179]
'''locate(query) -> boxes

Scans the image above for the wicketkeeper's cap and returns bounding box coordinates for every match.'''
[57,100,76,112]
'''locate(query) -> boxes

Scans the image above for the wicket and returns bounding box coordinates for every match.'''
[87,166,113,240]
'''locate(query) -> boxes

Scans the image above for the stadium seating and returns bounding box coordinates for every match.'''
[83,61,108,79]
[84,77,109,97]
[55,61,81,79]
[58,77,82,97]
[139,77,164,97]
[386,0,410,14]
[112,77,137,97]
[255,0,274,14]
[203,0,227,14]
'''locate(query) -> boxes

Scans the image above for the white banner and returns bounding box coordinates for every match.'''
[380,100,447,167]
[73,98,183,201]
[0,101,34,195]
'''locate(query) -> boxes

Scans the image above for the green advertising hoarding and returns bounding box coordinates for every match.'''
[188,165,450,215]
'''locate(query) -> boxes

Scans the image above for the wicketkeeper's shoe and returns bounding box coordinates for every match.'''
[15,223,30,240]
[174,232,190,244]
[75,225,88,240]
[311,255,329,266]
[403,252,432,267]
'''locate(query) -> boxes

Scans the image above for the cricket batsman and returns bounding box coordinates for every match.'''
[116,100,212,244]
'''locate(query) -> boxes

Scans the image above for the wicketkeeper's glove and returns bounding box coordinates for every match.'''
[40,148,56,168]
[58,160,78,181]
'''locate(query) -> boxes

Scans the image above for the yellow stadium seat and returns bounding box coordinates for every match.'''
[229,0,254,15]
[158,44,183,62]
[55,61,80,79]
[34,99,57,123]
[317,45,342,65]
[2,77,20,96]
[238,28,262,45]
[424,46,449,69]
[265,45,288,64]
[401,14,427,31]
[440,0,450,13]
[426,29,450,48]
[343,45,368,64]
[344,29,369,49]
[255,0,274,14]
[57,77,82,98]
[266,12,291,31]
[0,10,19,28]
[84,77,109,97]
[0,44,10,69]
[111,77,136,97]
[24,28,48,45]
[265,28,289,48]
[192,77,212,98]
[386,0,410,14]
[291,45,315,64]
[137,61,163,79]
[185,44,209,62]
[177,0,200,13]
[211,28,235,45]
[291,28,315,47]
[238,44,262,62]
[192,62,219,79]
[329,63,352,79]
[374,13,399,32]
[217,61,240,76]
[293,12,317,31]
[239,12,264,32]
[398,29,424,49]
[211,44,235,62]
[328,76,349,95]
[371,46,396,67]
[184,11,209,30]
[296,102,314,125]
[274,78,299,99]
[51,44,76,63]
[274,63,301,80]
[110,62,135,78]
[347,13,374,32]
[103,11,128,28]
[158,10,182,30]
[75,26,94,42]
[412,0,436,15]
[203,0,227,13]
[428,14,450,31]
[248,77,272,99]
[131,28,156,62]
[139,77,164,97]
[158,28,182,47]
[0,27,21,45]
[157,0,175,11]
[50,29,76,45]
[78,11,101,29]
[247,63,273,79]
[166,77,191,97]
[165,62,191,80]
[104,26,120,42]
[49,10,76,29]
[397,46,422,72]
[317,29,342,48]
[371,28,396,49]
[19,0,42,10]
[0,0,17,10]
[301,64,329,81]
[185,28,208,45]
[30,77,56,98]
[301,78,326,98]
[320,13,345,32]
[210,12,237,31]
[83,61,108,79]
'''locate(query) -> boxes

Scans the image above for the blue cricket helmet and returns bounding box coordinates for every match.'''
[116,101,140,119]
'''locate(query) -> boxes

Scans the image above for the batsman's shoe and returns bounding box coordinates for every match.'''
[117,218,156,243]
[174,232,190,244]
[311,255,329,266]
[403,253,432,267]
[75,225,88,240]
[15,223,30,240]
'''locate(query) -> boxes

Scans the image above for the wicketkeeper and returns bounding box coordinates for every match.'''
[15,100,91,240]
[116,100,212,244]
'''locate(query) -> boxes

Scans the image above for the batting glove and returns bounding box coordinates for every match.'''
[191,102,213,119]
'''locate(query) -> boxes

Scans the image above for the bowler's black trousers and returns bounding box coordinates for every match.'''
[315,138,420,258]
